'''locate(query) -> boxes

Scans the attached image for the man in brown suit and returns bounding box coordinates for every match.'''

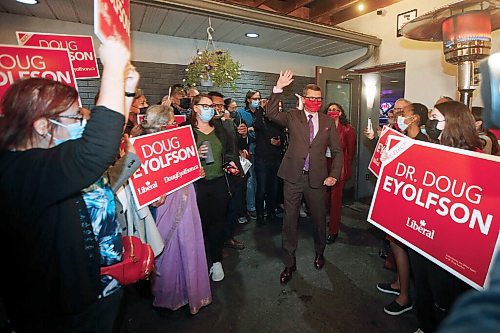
[266,70,343,284]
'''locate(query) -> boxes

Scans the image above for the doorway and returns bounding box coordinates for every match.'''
[316,63,407,202]
[316,66,361,203]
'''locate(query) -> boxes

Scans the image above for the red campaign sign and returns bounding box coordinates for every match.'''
[16,32,100,79]
[128,126,202,208]
[368,126,406,177]
[175,115,186,125]
[137,114,145,124]
[368,138,500,289]
[0,44,78,114]
[94,0,131,50]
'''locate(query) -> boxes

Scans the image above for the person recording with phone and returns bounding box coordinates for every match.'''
[190,94,242,282]
[253,98,285,226]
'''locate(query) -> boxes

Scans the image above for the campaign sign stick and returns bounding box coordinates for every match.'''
[368,138,500,289]
[128,126,202,208]
[17,32,100,79]
[0,44,78,114]
[94,0,131,50]
[368,126,406,177]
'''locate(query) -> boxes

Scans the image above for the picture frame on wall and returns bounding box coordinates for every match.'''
[397,9,417,37]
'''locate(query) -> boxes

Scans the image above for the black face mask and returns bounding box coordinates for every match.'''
[425,119,443,140]
[139,107,148,115]
[179,98,191,109]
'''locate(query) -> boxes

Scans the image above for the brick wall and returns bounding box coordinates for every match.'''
[77,60,314,111]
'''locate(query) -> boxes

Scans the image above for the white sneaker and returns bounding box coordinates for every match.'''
[210,262,224,282]
[238,216,248,224]
[414,329,424,333]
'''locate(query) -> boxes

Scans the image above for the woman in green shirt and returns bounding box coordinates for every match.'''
[191,94,241,282]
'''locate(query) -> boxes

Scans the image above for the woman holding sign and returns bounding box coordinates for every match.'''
[407,101,481,333]
[131,105,212,315]
[0,40,132,331]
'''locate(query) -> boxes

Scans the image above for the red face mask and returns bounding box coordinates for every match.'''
[327,111,340,120]
[304,99,322,112]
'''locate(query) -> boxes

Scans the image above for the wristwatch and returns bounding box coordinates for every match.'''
[125,91,136,97]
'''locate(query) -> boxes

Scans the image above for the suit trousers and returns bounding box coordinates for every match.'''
[282,175,327,267]
[329,179,345,235]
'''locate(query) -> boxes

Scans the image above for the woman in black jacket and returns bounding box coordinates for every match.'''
[0,40,136,332]
[190,94,241,282]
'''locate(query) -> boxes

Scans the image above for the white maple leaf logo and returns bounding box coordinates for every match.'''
[146,181,151,186]
[420,220,426,227]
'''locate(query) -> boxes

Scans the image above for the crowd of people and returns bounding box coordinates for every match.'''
[0,41,498,332]
[365,96,499,333]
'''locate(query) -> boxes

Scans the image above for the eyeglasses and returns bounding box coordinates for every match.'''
[57,113,84,125]
[195,103,214,110]
[304,97,323,101]
[213,104,224,109]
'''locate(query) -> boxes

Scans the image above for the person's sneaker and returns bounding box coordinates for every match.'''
[209,262,224,282]
[414,329,425,333]
[238,216,248,224]
[376,282,401,295]
[247,210,257,219]
[383,300,413,316]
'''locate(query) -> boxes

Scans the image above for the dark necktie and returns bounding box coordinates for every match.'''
[304,114,314,171]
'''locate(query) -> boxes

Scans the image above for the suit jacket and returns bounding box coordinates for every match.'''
[267,92,343,188]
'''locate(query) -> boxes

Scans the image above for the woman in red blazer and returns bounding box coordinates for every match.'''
[325,103,356,244]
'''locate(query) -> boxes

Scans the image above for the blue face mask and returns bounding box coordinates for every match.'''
[251,100,260,109]
[199,107,215,122]
[49,119,87,145]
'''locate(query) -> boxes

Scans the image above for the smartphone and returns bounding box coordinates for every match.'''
[223,162,240,176]
[367,117,373,133]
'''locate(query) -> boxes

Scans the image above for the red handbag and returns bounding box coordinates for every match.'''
[100,235,154,285]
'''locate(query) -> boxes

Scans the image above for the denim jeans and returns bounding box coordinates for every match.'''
[246,154,256,212]
[255,159,280,217]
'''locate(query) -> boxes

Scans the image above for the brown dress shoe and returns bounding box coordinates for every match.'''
[280,265,297,284]
[224,238,245,250]
[314,253,325,270]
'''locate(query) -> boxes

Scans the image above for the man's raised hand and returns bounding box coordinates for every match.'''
[276,70,294,90]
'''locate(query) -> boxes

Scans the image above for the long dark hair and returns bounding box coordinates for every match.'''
[324,103,349,125]
[435,101,482,150]
[0,78,79,151]
[189,94,214,128]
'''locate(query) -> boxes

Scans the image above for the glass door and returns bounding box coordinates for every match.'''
[316,66,361,201]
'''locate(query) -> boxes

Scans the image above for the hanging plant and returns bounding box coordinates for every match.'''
[184,19,241,90]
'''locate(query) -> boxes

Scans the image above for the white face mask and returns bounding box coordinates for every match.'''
[397,115,412,131]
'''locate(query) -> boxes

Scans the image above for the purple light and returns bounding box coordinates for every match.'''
[382,89,394,95]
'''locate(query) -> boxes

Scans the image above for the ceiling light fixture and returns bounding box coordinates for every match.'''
[357,3,365,11]
[16,0,39,4]
[390,80,399,83]
[245,33,259,38]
